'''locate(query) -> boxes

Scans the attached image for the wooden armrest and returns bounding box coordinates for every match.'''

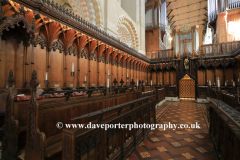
[46,133,62,147]
[44,141,62,158]
[17,125,27,134]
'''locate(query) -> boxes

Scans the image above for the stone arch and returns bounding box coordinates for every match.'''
[117,15,139,50]
[66,0,102,26]
[91,0,103,26]
[85,0,96,25]
[118,25,132,47]
[65,0,90,22]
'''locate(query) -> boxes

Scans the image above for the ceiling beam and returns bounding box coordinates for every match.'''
[169,16,175,22]
[167,1,207,10]
[168,8,208,16]
[170,21,176,27]
[171,15,207,23]
[167,9,173,18]
[167,2,171,7]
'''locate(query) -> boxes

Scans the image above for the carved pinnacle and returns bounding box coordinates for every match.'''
[30,70,39,91]
[8,69,14,87]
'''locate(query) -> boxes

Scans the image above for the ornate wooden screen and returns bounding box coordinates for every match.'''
[179,74,195,98]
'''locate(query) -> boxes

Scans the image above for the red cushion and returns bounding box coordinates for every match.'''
[49,94,65,98]
[16,95,45,101]
[71,92,86,97]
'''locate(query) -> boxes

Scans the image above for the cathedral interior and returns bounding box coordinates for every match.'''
[0,0,240,159]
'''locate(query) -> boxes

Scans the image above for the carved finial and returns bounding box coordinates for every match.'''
[130,79,135,86]
[8,69,14,87]
[32,15,35,31]
[30,70,39,91]
[120,79,124,87]
[19,5,26,16]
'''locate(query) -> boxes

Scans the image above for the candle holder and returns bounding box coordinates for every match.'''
[84,80,88,89]
[44,80,49,92]
[71,72,75,90]
[208,84,212,98]
[233,81,236,88]
[107,75,110,93]
[136,80,139,89]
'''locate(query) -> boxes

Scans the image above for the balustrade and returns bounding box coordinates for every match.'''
[146,49,174,62]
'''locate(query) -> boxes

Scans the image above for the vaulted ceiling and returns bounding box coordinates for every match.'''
[167,0,208,30]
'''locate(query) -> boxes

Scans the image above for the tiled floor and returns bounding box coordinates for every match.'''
[128,100,218,160]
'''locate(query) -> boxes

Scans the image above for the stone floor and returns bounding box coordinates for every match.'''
[128,100,218,160]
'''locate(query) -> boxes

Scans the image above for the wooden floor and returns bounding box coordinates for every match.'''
[128,101,218,160]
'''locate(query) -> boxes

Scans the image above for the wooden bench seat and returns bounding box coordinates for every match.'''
[2,91,109,160]
[24,71,139,160]
[45,134,62,159]
[209,98,240,159]
[61,95,156,160]
[2,70,132,160]
[45,141,62,159]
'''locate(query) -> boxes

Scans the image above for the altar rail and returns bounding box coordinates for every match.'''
[62,96,156,160]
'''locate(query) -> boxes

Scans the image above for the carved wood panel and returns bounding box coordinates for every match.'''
[179,74,195,98]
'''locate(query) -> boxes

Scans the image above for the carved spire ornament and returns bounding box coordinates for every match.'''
[8,69,14,87]
[25,70,46,159]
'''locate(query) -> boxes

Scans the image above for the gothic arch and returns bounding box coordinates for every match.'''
[68,0,90,22]
[117,16,139,50]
